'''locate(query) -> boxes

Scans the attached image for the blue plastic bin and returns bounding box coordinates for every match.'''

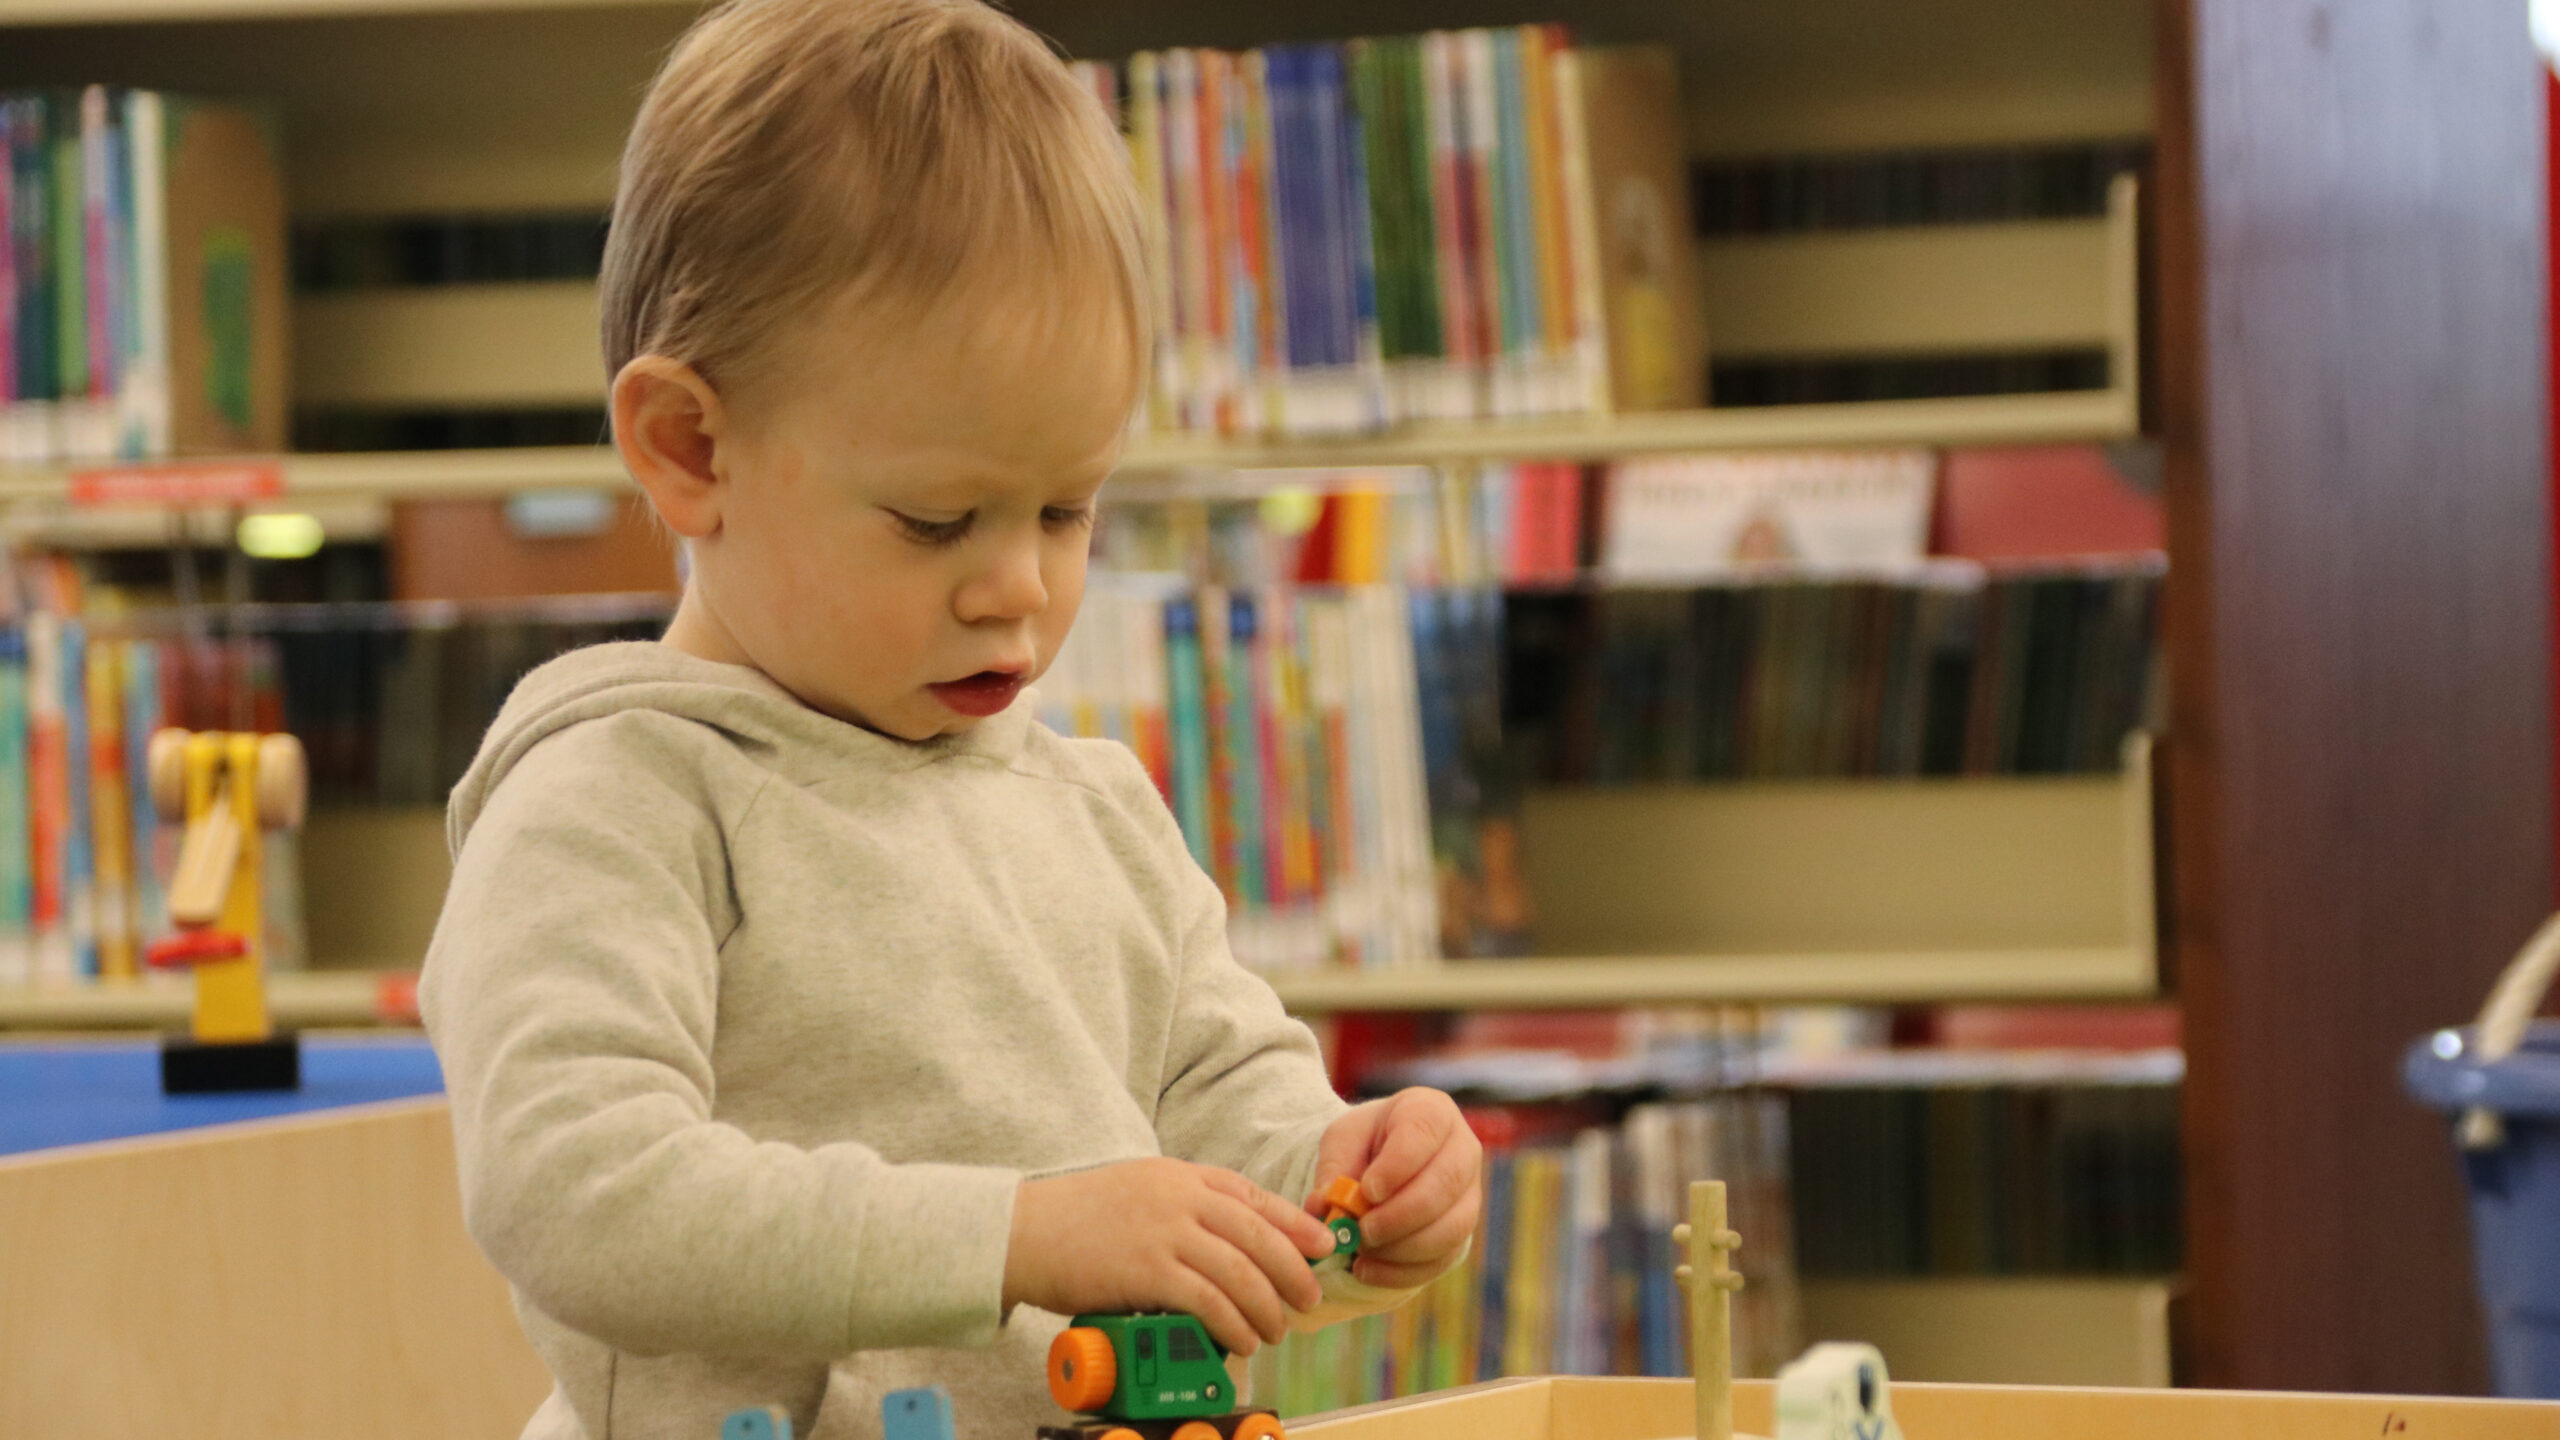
[2405,1018,2560,1397]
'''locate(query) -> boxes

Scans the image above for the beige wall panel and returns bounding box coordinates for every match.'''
[0,1099,548,1440]
[1799,1278,2175,1388]
[1522,776,2133,957]
[1702,221,2112,360]
[295,282,603,408]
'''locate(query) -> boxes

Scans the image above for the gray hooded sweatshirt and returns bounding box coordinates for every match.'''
[420,643,1398,1440]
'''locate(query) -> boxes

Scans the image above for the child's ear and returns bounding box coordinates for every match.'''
[611,355,729,541]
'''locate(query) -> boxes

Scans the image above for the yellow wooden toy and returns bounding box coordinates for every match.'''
[144,727,307,1092]
[1673,1180,1747,1440]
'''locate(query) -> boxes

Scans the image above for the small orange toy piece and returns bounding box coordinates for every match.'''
[1318,1176,1371,1221]
[146,931,250,968]
[1167,1422,1221,1440]
[1231,1413,1285,1440]
[1048,1326,1117,1413]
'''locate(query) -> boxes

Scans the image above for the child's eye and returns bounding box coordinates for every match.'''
[1042,505,1099,534]
[888,510,973,547]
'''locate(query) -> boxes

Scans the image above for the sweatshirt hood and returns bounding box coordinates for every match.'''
[447,641,1037,854]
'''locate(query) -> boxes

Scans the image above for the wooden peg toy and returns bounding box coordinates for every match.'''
[1673,1180,1745,1440]
[721,1406,792,1440]
[146,727,307,1094]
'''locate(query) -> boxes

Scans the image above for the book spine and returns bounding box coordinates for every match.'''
[58,619,95,978]
[123,636,165,941]
[0,629,27,985]
[1161,597,1217,875]
[1240,52,1287,432]
[1461,31,1506,419]
[125,89,169,458]
[24,613,66,980]
[0,99,16,464]
[1421,33,1481,418]
[1550,49,1611,415]
[85,635,134,978]
[1128,55,1181,433]
[76,85,113,461]
[1490,31,1537,418]
[1164,49,1211,433]
[12,96,58,463]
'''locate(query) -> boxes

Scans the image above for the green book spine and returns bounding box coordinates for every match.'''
[50,95,83,403]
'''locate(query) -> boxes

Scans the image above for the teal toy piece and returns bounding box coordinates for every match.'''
[722,1406,792,1440]
[886,1386,958,1440]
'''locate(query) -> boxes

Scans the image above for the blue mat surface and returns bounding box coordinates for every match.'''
[0,1036,444,1158]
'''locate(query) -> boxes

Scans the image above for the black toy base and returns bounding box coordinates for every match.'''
[160,1032,302,1094]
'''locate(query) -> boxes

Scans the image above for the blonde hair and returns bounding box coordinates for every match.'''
[600,0,1144,403]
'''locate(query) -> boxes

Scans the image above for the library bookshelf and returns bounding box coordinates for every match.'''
[0,0,2544,1402]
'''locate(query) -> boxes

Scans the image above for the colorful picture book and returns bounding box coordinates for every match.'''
[2,88,289,466]
[1075,31,1700,438]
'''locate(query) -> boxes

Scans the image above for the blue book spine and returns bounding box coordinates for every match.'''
[1475,1149,1516,1379]
[13,97,57,413]
[1225,593,1266,908]
[59,619,94,977]
[0,628,29,982]
[122,639,161,938]
[1162,599,1216,873]
[1494,33,1540,360]
[1307,46,1356,369]
[1265,48,1317,373]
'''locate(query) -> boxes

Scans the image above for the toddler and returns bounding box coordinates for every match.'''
[418,2,1482,1439]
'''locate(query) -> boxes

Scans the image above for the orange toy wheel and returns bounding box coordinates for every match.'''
[1048,1327,1117,1412]
[1097,1429,1142,1440]
[1232,1412,1286,1440]
[1169,1423,1222,1440]
[1319,1176,1372,1219]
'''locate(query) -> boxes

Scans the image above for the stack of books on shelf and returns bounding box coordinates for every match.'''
[0,558,663,982]
[1053,472,1531,970]
[1784,1054,2181,1277]
[1247,1089,1801,1417]
[0,557,247,984]
[1508,564,2164,783]
[3,88,287,466]
[1249,1021,2183,1418]
[1074,27,1698,439]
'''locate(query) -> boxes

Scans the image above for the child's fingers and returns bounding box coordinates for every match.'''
[1355,1091,1459,1207]
[1364,1188,1480,1267]
[1206,1166,1334,1259]
[1173,1262,1268,1357]
[1200,1190,1324,1313]
[1353,1253,1460,1290]
[1308,1105,1383,1217]
[1358,1131,1478,1250]
[1177,1225,1292,1346]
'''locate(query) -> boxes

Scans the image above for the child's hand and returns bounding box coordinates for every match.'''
[1310,1087,1483,1289]
[1004,1158,1334,1356]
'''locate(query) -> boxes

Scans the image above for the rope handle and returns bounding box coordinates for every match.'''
[2459,911,2560,1148]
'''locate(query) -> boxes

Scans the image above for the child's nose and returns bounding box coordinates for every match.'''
[955,537,1049,622]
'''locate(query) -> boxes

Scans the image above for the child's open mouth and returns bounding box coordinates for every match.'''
[927,669,1026,717]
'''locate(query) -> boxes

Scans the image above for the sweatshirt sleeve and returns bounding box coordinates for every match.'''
[419,715,1018,1360]
[1106,753,1434,1329]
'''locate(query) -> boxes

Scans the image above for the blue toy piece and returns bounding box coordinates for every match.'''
[723,1405,793,1440]
[884,1385,960,1440]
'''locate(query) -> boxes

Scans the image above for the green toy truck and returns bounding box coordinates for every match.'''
[1040,1312,1284,1440]
[1037,1179,1371,1440]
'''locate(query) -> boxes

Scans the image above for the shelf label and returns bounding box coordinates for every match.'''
[68,461,287,508]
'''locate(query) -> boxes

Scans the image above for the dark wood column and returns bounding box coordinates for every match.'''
[2158,0,2553,1393]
